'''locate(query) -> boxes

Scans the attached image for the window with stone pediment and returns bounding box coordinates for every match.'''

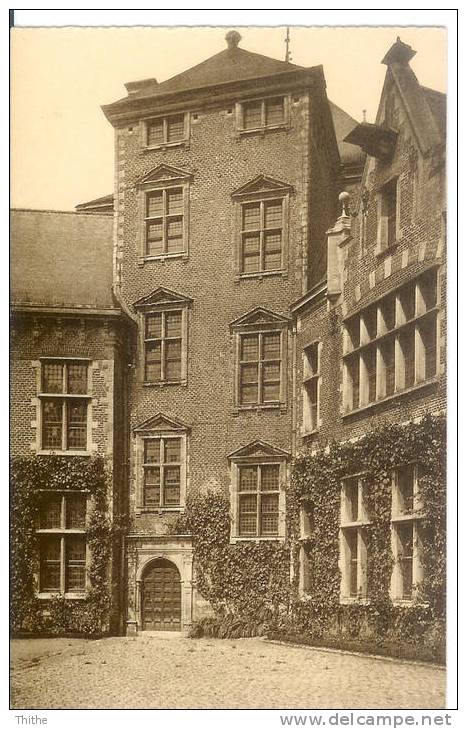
[228,440,289,542]
[230,307,289,411]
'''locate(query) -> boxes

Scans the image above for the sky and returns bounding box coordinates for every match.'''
[11,25,446,211]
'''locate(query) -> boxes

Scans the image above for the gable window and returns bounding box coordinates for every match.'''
[134,414,189,512]
[339,475,370,601]
[39,360,90,452]
[241,199,283,274]
[343,267,439,414]
[145,113,188,148]
[228,441,289,542]
[391,464,424,602]
[302,342,321,434]
[145,186,184,257]
[37,491,88,595]
[237,96,288,132]
[377,177,399,252]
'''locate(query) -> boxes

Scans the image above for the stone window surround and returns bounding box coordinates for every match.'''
[36,489,91,600]
[137,172,191,265]
[230,311,289,414]
[338,473,370,604]
[235,94,291,135]
[231,178,292,282]
[140,111,190,150]
[34,357,93,456]
[228,442,289,544]
[342,265,440,416]
[301,340,322,437]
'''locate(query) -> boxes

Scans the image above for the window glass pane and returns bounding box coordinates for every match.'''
[241,364,259,404]
[239,494,257,536]
[400,285,416,322]
[241,384,258,405]
[67,400,87,450]
[66,494,86,529]
[242,235,260,273]
[397,465,415,514]
[304,344,319,377]
[146,313,162,340]
[363,348,377,403]
[165,311,182,338]
[348,529,358,597]
[345,478,359,522]
[419,316,437,379]
[239,467,257,491]
[167,187,183,214]
[146,221,163,256]
[147,191,163,218]
[163,466,180,506]
[381,337,395,396]
[40,536,61,591]
[164,439,181,463]
[67,363,87,394]
[145,342,161,381]
[305,379,318,430]
[263,333,281,360]
[147,119,164,146]
[66,536,86,592]
[241,363,259,384]
[384,179,397,246]
[145,439,160,463]
[381,295,396,332]
[400,328,415,388]
[42,399,63,449]
[398,523,414,600]
[260,493,279,535]
[243,203,261,231]
[347,355,360,410]
[40,495,62,529]
[42,363,63,393]
[165,340,182,380]
[243,101,262,129]
[418,269,438,311]
[264,200,282,228]
[144,467,161,507]
[241,335,259,362]
[167,216,183,239]
[364,307,377,341]
[264,232,282,270]
[262,382,280,402]
[167,115,184,142]
[263,362,280,382]
[261,464,279,491]
[346,316,360,350]
[265,97,285,126]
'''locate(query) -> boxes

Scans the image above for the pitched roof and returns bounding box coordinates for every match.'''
[328,101,365,166]
[75,193,114,214]
[421,86,446,138]
[114,46,303,104]
[11,209,115,310]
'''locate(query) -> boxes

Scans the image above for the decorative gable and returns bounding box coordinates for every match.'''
[133,286,193,311]
[136,163,193,187]
[231,174,293,199]
[133,413,191,434]
[228,439,290,461]
[229,306,290,331]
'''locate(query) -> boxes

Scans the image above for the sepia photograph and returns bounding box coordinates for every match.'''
[9,10,455,718]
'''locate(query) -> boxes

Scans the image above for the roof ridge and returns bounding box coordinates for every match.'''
[11,207,111,216]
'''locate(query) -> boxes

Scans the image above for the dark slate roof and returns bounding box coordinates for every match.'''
[113,46,304,105]
[75,193,114,214]
[422,86,446,138]
[11,209,115,310]
[328,101,365,166]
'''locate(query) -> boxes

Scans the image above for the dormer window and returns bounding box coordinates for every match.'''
[236,96,289,133]
[144,113,188,148]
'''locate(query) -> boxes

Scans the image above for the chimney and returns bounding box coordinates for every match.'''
[125,78,158,96]
[327,191,352,303]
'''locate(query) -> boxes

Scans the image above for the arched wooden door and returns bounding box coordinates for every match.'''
[141,558,181,631]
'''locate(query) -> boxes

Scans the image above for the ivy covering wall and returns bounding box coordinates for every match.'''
[10,455,117,636]
[184,415,446,660]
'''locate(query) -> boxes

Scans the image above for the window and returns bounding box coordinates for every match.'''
[302,342,321,434]
[39,360,90,452]
[239,331,281,407]
[391,464,424,602]
[377,177,399,252]
[339,475,370,601]
[145,187,184,257]
[142,437,183,509]
[238,96,288,132]
[241,199,283,274]
[229,441,288,541]
[144,310,183,383]
[145,113,187,147]
[37,492,88,595]
[343,267,439,413]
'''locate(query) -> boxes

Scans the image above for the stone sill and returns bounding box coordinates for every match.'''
[37,450,91,457]
[237,124,290,137]
[138,252,188,267]
[143,380,187,388]
[235,269,287,282]
[37,593,87,601]
[230,536,285,544]
[342,377,439,419]
[141,140,189,153]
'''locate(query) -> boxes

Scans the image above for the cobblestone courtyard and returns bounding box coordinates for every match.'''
[11,635,445,710]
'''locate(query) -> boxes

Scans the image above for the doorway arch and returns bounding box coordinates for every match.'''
[141,558,182,631]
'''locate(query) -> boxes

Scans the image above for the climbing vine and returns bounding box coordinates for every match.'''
[10,455,120,636]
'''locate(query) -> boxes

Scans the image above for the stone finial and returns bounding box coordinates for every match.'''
[225,30,241,49]
[338,190,350,217]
